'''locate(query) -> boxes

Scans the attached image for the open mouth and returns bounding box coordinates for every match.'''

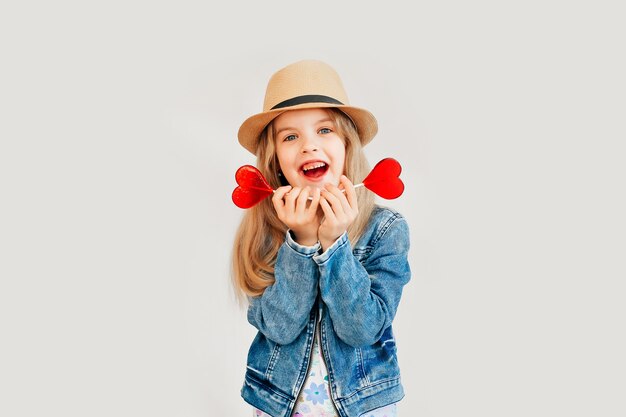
[301,161,329,179]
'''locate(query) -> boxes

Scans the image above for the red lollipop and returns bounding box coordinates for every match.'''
[231,158,404,209]
[231,165,273,209]
[360,158,404,199]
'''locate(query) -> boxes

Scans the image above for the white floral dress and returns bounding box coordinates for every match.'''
[253,317,397,417]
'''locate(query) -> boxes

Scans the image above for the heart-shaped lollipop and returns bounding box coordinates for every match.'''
[232,165,274,209]
[231,158,404,209]
[361,158,404,200]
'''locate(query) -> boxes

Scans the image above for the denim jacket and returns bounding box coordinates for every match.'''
[241,206,411,417]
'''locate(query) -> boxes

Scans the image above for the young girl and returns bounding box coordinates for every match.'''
[232,60,411,417]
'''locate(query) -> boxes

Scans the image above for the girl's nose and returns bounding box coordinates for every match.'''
[300,134,319,153]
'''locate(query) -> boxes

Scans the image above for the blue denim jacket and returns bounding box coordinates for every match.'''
[241,206,411,417]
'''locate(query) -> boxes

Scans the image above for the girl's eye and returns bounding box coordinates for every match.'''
[284,134,297,142]
[319,128,332,134]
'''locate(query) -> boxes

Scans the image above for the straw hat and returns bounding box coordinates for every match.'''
[237,60,378,154]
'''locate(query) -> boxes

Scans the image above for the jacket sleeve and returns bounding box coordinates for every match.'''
[314,214,411,347]
[246,230,320,345]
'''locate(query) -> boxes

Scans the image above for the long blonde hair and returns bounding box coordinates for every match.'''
[231,109,375,302]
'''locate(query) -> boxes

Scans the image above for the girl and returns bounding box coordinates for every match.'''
[232,60,411,417]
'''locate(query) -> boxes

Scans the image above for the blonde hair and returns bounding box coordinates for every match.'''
[231,109,375,302]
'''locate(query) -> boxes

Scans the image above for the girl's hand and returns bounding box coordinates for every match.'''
[318,175,359,251]
[272,185,322,246]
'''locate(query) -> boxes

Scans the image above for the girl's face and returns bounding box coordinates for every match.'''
[273,108,346,188]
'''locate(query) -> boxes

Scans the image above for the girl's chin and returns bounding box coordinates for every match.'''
[298,178,339,188]
[290,173,339,188]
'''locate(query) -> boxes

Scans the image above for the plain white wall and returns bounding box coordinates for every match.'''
[1,1,624,416]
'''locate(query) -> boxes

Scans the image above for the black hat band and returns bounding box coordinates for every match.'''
[270,95,343,110]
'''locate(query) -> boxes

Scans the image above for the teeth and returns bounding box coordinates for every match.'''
[302,162,327,171]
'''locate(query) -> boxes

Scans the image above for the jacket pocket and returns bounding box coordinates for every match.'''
[360,327,400,383]
[246,332,282,383]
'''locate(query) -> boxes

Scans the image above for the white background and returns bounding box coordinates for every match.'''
[1,1,624,416]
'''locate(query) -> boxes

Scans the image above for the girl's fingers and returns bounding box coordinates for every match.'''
[340,175,358,211]
[327,184,351,213]
[284,186,301,213]
[318,194,336,222]
[322,185,348,217]
[273,186,291,202]
[322,190,345,221]
[295,186,310,217]
[306,187,321,218]
[272,186,292,212]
